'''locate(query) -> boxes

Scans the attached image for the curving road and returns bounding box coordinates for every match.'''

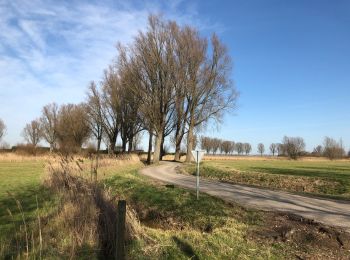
[140,161,350,232]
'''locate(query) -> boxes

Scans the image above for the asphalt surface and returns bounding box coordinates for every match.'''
[140,161,350,232]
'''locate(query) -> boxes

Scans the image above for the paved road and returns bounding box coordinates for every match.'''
[140,161,350,232]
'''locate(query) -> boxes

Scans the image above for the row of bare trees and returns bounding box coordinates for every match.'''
[313,137,346,160]
[200,136,252,155]
[115,15,238,163]
[199,136,305,158]
[200,135,348,160]
[21,103,90,153]
[17,15,238,163]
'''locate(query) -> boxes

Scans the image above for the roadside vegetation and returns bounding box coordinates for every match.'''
[1,154,350,259]
[184,158,350,199]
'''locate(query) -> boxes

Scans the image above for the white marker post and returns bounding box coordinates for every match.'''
[191,150,205,200]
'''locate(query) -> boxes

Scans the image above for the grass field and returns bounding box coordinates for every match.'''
[0,160,58,257]
[1,154,349,259]
[185,157,350,199]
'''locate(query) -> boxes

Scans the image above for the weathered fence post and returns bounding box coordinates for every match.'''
[116,200,126,260]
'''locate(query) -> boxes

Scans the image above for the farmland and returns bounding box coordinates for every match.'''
[1,154,350,259]
[185,156,350,199]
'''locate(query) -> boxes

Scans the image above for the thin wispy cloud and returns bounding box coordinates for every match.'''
[0,0,212,145]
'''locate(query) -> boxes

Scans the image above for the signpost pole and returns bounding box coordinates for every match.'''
[196,151,199,200]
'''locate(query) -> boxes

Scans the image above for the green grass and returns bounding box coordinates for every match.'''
[104,165,292,259]
[185,159,350,199]
[0,160,57,258]
[2,158,349,259]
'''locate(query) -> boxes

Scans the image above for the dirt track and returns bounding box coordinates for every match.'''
[140,161,350,232]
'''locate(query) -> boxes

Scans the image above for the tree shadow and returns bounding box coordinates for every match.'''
[172,236,199,260]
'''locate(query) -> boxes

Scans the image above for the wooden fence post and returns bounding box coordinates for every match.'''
[116,200,126,260]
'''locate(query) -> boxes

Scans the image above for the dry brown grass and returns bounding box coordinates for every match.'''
[0,152,52,162]
[1,153,144,259]
[42,155,144,258]
[202,155,350,162]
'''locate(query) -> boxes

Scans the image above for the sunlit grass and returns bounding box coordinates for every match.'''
[104,167,285,259]
[185,159,350,198]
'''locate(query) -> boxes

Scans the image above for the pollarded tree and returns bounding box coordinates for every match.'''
[100,66,121,154]
[40,103,58,152]
[277,143,285,156]
[185,33,238,162]
[221,140,232,155]
[323,136,345,160]
[0,118,6,141]
[313,145,323,156]
[85,81,104,153]
[282,136,305,159]
[229,141,235,154]
[211,138,221,155]
[243,143,252,155]
[120,16,176,163]
[235,142,243,155]
[269,143,277,156]
[257,143,265,156]
[117,62,144,153]
[56,103,90,152]
[201,136,211,154]
[22,119,41,147]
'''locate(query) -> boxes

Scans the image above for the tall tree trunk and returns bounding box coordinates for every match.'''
[128,135,133,152]
[174,120,184,161]
[122,138,127,153]
[108,134,117,155]
[174,144,181,161]
[159,131,165,161]
[153,131,163,164]
[147,131,153,164]
[97,137,102,153]
[185,116,195,162]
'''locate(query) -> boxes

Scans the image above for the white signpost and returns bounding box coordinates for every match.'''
[191,150,205,200]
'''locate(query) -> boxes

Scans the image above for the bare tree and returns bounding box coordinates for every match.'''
[243,143,252,155]
[221,140,232,155]
[313,145,323,156]
[40,103,58,152]
[229,141,235,154]
[57,104,90,152]
[86,81,104,152]
[22,119,41,147]
[282,136,305,159]
[185,33,238,162]
[211,138,221,155]
[323,136,345,160]
[132,131,144,151]
[100,66,121,154]
[201,136,211,154]
[118,64,144,153]
[277,143,285,156]
[235,142,243,155]
[119,16,176,163]
[257,143,265,156]
[269,143,277,156]
[0,118,6,141]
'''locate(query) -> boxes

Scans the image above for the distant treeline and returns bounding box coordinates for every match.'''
[200,136,349,160]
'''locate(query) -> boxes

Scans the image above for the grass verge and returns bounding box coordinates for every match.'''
[1,155,350,259]
[184,159,350,199]
[104,164,350,259]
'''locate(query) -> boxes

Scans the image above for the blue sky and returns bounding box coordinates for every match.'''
[0,0,349,153]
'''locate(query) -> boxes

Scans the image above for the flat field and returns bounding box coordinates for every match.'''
[1,154,349,259]
[0,158,57,258]
[185,156,350,199]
